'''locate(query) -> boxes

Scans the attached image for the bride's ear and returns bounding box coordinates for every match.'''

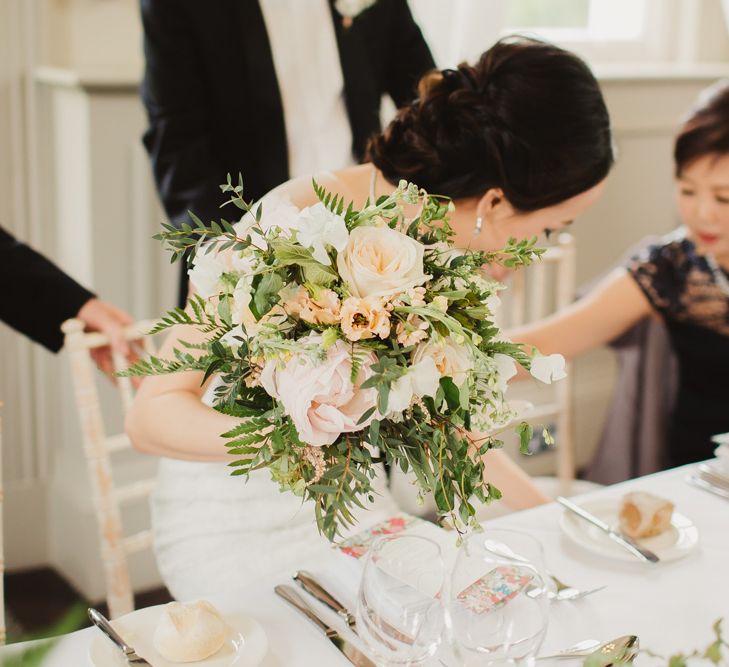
[477,188,514,222]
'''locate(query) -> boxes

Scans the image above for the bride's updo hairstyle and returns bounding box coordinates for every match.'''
[368,37,613,210]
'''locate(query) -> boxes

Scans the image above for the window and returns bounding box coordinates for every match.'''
[500,0,666,63]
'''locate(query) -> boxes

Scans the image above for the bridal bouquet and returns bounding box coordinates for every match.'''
[126,175,563,540]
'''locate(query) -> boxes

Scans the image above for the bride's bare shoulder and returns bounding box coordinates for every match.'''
[266,165,371,209]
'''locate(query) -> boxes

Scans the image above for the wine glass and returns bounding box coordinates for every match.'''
[446,529,551,666]
[356,534,446,666]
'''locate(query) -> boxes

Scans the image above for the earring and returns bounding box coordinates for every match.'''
[473,216,483,236]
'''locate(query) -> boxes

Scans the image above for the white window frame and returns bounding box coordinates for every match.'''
[499,0,681,64]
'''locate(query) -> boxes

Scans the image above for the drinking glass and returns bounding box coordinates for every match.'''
[356,534,446,666]
[447,529,551,666]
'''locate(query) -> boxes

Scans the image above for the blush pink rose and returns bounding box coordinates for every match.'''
[259,334,378,446]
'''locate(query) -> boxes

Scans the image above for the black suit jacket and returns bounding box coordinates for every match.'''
[140,0,434,302]
[0,226,94,352]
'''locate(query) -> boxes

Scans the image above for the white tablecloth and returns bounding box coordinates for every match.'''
[9,463,729,666]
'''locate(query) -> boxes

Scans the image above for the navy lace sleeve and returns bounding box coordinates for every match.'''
[625,235,687,320]
[625,231,729,335]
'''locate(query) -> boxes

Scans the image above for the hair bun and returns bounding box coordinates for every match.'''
[368,36,613,209]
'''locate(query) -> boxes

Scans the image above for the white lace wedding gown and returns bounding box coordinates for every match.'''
[151,381,400,601]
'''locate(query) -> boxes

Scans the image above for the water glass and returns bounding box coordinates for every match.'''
[356,534,446,666]
[447,529,551,666]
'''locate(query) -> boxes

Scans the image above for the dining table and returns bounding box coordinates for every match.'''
[4,461,728,666]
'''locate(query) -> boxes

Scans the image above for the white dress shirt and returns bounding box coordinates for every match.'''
[258,0,354,179]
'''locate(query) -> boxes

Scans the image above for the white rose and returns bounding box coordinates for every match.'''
[236,193,302,250]
[294,202,349,265]
[385,357,440,416]
[188,242,257,299]
[413,336,473,387]
[188,250,226,299]
[530,353,567,384]
[337,225,430,299]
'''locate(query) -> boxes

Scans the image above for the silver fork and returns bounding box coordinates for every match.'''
[482,542,606,602]
[548,573,607,601]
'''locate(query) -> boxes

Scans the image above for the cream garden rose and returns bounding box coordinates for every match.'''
[413,336,473,387]
[337,225,430,299]
[259,335,378,446]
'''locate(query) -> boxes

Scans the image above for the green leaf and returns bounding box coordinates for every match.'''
[704,641,723,664]
[271,239,337,285]
[368,420,381,447]
[253,272,284,318]
[377,384,390,415]
[517,422,533,455]
[668,655,688,667]
[440,377,460,411]
[357,406,377,425]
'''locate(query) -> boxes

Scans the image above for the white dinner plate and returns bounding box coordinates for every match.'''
[560,498,699,564]
[88,604,268,667]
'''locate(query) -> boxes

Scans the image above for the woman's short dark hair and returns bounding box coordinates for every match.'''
[674,79,729,176]
[367,36,613,211]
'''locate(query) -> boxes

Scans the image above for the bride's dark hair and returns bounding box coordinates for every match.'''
[367,36,614,210]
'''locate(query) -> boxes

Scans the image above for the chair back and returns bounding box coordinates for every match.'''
[62,318,158,619]
[498,232,577,489]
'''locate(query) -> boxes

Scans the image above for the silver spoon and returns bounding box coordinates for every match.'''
[586,635,640,666]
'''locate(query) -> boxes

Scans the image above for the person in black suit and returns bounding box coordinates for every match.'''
[139,0,435,306]
[0,225,136,375]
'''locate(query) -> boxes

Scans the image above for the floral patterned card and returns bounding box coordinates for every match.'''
[456,565,534,614]
[337,514,424,559]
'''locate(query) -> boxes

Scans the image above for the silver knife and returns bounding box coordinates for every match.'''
[293,571,416,645]
[697,464,729,490]
[88,608,154,666]
[687,473,729,501]
[275,584,376,667]
[556,496,660,564]
[293,571,356,629]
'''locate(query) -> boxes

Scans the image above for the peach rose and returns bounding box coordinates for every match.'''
[259,334,378,446]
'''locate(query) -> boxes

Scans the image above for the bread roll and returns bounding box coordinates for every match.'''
[153,600,227,662]
[618,491,673,539]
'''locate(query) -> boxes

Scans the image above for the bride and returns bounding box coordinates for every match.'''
[126,37,613,601]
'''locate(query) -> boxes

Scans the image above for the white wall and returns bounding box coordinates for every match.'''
[1,0,728,598]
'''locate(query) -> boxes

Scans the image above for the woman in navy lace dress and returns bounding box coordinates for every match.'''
[514,80,729,467]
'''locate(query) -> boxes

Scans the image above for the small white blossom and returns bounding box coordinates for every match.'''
[492,353,517,392]
[530,353,567,384]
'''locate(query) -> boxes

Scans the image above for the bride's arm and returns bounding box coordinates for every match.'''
[481,448,552,509]
[125,322,240,461]
[476,270,656,508]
